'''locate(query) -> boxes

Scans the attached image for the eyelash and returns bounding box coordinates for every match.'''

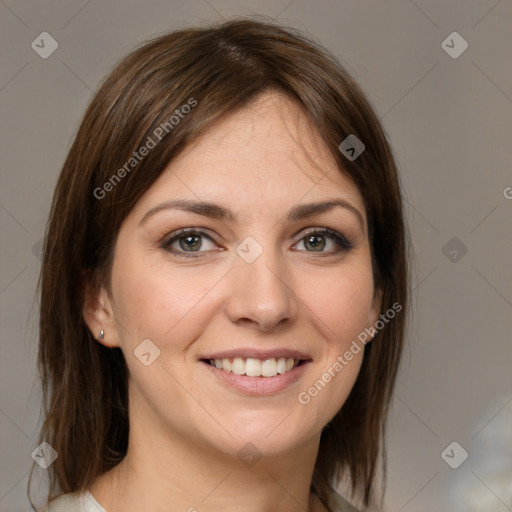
[161,227,354,259]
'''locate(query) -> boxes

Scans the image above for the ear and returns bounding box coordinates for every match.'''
[82,271,121,348]
[367,286,383,332]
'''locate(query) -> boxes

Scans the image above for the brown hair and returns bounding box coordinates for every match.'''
[31,17,408,510]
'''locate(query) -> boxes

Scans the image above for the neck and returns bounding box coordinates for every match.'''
[90,410,327,512]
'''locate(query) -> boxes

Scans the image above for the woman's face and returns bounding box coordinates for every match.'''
[89,91,381,460]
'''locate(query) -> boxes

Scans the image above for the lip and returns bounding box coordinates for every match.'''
[200,359,311,396]
[199,348,312,361]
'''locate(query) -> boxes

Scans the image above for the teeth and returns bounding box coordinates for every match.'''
[208,357,300,377]
[245,358,261,377]
[276,357,287,375]
[261,358,277,377]
[232,357,245,375]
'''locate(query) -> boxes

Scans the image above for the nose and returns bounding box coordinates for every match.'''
[225,244,298,331]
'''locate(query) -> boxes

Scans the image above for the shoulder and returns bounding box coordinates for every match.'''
[42,490,106,512]
[42,493,81,512]
[324,485,362,512]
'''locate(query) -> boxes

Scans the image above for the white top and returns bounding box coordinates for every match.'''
[43,487,360,512]
[43,490,106,512]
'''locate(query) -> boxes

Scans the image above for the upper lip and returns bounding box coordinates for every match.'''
[200,348,312,361]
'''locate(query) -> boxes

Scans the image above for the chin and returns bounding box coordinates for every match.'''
[205,409,320,457]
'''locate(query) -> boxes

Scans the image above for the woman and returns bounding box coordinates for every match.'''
[32,18,408,512]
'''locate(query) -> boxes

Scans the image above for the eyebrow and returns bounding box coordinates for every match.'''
[139,198,365,230]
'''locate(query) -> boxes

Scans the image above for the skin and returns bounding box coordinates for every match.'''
[83,91,382,512]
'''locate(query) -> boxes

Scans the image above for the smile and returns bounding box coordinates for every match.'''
[206,357,302,377]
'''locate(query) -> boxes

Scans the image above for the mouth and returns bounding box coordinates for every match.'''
[201,356,307,378]
[199,353,312,396]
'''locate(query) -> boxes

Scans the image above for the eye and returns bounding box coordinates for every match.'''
[293,228,354,255]
[161,227,354,259]
[161,229,218,258]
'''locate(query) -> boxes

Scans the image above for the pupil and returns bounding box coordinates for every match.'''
[307,235,325,251]
[181,235,201,251]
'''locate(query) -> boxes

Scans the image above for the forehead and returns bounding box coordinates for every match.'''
[130,91,366,225]
[179,91,336,179]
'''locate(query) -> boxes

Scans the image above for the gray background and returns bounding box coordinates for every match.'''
[1,1,511,511]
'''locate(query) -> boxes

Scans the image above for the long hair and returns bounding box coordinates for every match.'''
[31,17,409,510]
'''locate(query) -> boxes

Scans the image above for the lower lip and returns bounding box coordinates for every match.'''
[200,360,311,396]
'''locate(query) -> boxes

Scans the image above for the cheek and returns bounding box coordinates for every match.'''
[302,262,375,346]
[111,247,222,347]
[295,268,372,426]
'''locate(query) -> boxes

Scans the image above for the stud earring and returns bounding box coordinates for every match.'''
[98,329,105,341]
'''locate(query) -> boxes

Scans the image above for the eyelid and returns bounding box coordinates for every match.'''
[161,228,219,252]
[161,226,354,258]
[296,227,354,249]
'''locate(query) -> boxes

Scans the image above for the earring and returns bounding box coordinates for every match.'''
[98,329,104,341]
